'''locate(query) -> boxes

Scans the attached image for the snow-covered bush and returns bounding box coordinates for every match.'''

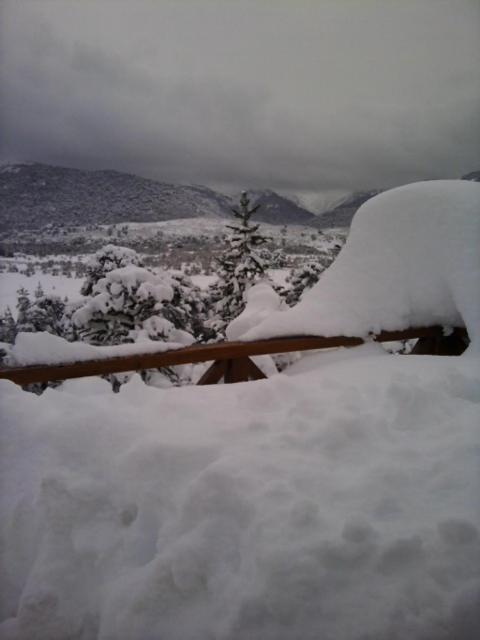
[73,265,195,388]
[207,192,272,335]
[80,244,145,296]
[28,284,66,337]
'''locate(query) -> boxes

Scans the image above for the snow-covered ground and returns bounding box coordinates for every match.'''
[1,347,479,640]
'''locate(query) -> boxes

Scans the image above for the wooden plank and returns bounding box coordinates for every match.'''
[196,360,226,385]
[0,326,468,386]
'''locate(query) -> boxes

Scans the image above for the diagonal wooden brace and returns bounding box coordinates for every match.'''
[197,357,268,385]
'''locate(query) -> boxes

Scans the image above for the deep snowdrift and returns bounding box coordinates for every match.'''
[244,181,480,349]
[1,348,479,640]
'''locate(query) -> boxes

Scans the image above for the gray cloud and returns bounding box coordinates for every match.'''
[1,0,479,205]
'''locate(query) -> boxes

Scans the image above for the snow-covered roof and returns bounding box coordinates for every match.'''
[244,180,480,350]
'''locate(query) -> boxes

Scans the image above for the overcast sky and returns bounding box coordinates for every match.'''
[1,0,479,208]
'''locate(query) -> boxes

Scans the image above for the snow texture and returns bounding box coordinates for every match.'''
[1,349,479,639]
[244,181,480,350]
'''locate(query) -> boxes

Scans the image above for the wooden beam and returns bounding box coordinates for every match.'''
[196,360,226,385]
[244,357,268,381]
[0,326,468,386]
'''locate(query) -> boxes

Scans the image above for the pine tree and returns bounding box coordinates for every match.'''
[207,192,271,335]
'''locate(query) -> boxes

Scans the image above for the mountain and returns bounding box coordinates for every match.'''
[0,163,320,231]
[245,189,316,226]
[461,170,480,182]
[0,163,233,231]
[312,190,381,228]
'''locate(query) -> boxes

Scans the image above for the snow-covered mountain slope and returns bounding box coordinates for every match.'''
[245,189,316,225]
[0,164,320,231]
[312,190,381,228]
[0,163,233,230]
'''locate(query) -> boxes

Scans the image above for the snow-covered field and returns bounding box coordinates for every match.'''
[1,180,479,639]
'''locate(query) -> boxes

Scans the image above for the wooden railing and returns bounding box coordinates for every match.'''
[0,326,468,387]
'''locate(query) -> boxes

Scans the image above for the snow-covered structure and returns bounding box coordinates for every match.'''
[244,180,480,350]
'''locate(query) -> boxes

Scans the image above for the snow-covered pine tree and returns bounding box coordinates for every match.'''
[285,260,323,306]
[207,192,271,335]
[0,307,16,344]
[15,287,34,333]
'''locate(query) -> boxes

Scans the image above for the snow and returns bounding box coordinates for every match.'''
[8,332,189,367]
[226,282,284,341]
[244,181,480,350]
[1,349,479,639]
[0,272,83,318]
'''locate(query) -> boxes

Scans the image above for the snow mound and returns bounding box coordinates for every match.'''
[244,181,480,349]
[226,282,283,341]
[1,351,479,639]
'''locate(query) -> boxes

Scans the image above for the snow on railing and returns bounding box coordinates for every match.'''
[0,326,468,386]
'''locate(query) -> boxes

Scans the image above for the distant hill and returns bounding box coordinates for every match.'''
[0,163,319,231]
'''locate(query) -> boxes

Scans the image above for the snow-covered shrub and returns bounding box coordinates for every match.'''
[28,284,66,336]
[207,192,272,336]
[164,270,208,341]
[80,244,145,296]
[73,265,195,388]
